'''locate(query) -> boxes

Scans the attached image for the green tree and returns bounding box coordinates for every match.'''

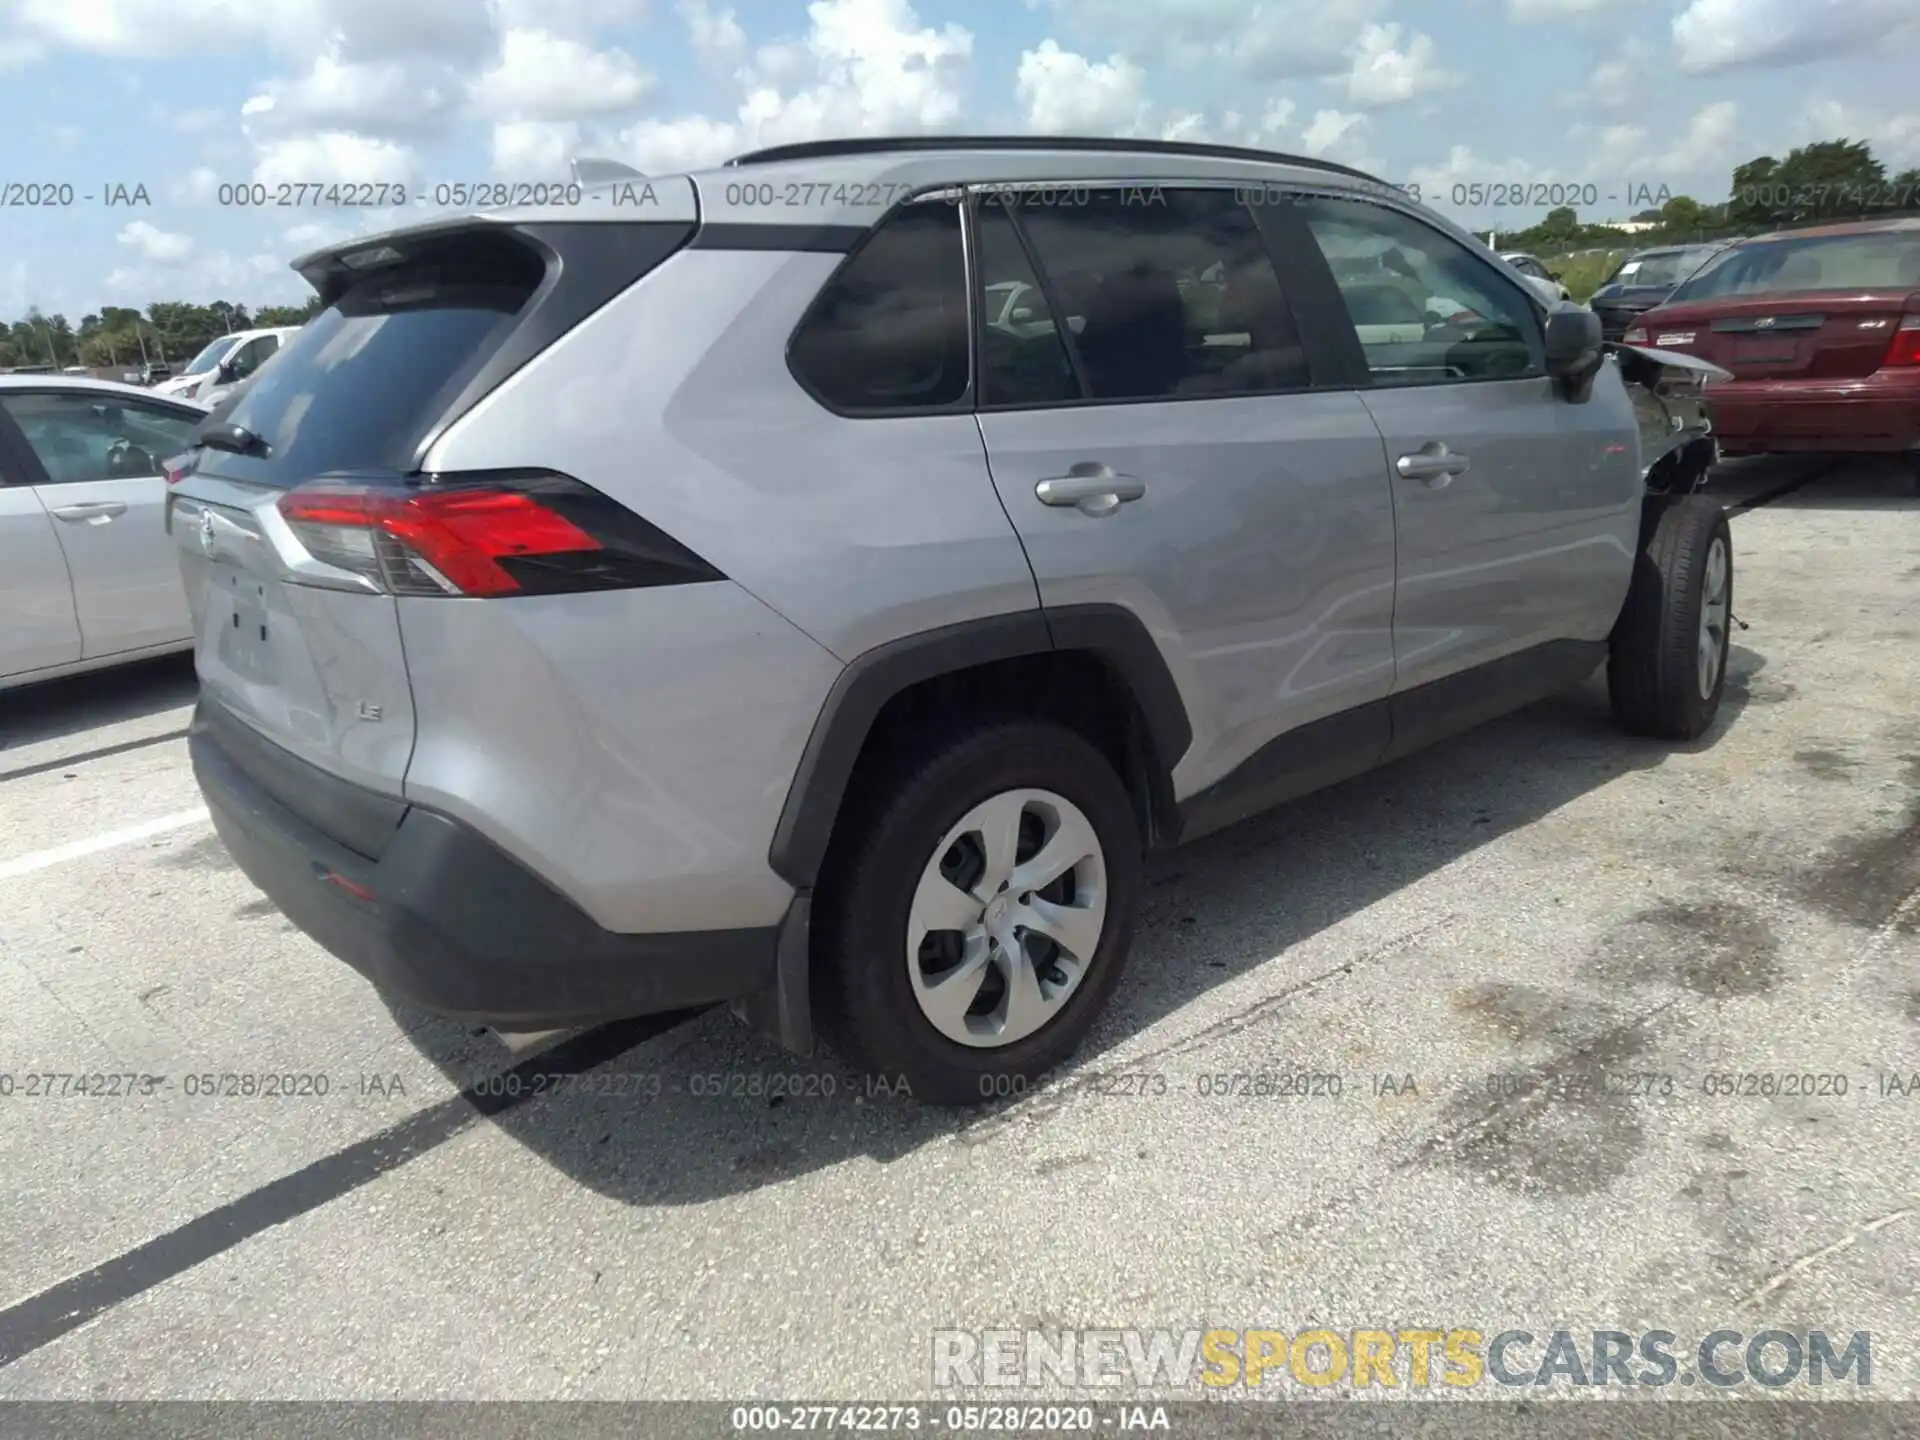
[1726,155,1780,229]
[1891,166,1920,213]
[254,293,323,326]
[1776,138,1885,219]
[1727,139,1887,228]
[1653,194,1712,240]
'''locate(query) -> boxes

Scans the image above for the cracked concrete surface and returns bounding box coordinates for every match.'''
[0,455,1914,1401]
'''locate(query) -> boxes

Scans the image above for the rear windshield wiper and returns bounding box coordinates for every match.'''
[197,421,268,458]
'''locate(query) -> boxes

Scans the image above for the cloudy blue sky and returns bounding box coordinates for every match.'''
[2,0,1916,320]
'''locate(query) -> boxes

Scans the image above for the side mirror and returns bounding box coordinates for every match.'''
[1544,305,1604,401]
[217,360,238,382]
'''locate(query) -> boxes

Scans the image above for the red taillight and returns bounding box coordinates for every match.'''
[280,485,600,597]
[1881,315,1920,368]
[275,471,722,598]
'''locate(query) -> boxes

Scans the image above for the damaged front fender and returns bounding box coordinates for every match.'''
[1610,341,1733,493]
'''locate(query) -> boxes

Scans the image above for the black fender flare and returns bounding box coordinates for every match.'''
[766,603,1192,891]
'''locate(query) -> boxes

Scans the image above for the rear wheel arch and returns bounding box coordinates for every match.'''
[767,604,1192,893]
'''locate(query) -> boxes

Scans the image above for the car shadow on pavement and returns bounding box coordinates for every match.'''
[1715,453,1919,513]
[383,645,1772,1207]
[0,652,196,763]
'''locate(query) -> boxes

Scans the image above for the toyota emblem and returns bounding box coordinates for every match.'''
[1755,316,1776,329]
[198,510,216,548]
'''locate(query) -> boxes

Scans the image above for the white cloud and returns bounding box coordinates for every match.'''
[1300,108,1370,159]
[242,55,463,140]
[1508,0,1615,17]
[102,249,298,309]
[1342,22,1459,107]
[1794,100,1920,170]
[491,120,583,177]
[1573,100,1742,196]
[172,107,227,133]
[681,0,747,68]
[491,0,650,33]
[1049,0,1388,81]
[1563,36,1653,109]
[283,222,345,250]
[252,133,417,186]
[1407,145,1556,214]
[117,221,196,265]
[471,28,653,121]
[1672,0,1920,74]
[169,168,222,204]
[7,0,494,61]
[620,0,973,171]
[619,116,743,174]
[1015,41,1148,133]
[0,35,45,69]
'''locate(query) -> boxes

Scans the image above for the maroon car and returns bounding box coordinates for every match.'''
[1625,217,1920,471]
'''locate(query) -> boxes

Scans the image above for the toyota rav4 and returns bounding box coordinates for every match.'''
[170,137,1737,1106]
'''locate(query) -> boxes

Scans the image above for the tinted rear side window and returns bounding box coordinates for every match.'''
[789,200,969,413]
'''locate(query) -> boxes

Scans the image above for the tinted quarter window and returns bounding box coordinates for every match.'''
[1297,195,1542,387]
[789,200,968,412]
[0,393,199,484]
[1007,187,1310,402]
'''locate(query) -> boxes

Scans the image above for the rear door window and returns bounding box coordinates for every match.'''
[982,185,1311,404]
[788,199,970,413]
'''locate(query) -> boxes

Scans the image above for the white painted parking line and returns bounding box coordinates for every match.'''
[0,807,210,881]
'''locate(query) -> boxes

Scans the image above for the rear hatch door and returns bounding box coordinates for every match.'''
[168,206,696,820]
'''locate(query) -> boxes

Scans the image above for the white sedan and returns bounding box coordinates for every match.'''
[0,375,208,690]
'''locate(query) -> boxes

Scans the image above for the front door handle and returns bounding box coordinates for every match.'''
[1395,442,1470,488]
[1035,463,1146,518]
[50,501,129,522]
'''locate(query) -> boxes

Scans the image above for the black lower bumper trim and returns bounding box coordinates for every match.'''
[190,701,780,1029]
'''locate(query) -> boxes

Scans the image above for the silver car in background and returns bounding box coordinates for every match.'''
[0,376,207,688]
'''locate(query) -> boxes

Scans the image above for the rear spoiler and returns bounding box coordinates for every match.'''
[289,176,699,305]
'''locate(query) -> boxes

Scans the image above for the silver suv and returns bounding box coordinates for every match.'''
[170,137,1735,1106]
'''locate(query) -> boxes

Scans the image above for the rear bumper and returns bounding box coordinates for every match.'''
[1707,372,1920,454]
[190,699,783,1029]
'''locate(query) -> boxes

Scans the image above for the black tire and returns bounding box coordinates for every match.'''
[812,720,1142,1107]
[1608,493,1733,740]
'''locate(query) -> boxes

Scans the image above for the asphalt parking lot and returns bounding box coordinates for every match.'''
[0,454,1915,1403]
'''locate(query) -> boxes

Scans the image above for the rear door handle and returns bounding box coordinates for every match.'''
[1395,442,1471,487]
[1035,464,1146,517]
[50,501,129,522]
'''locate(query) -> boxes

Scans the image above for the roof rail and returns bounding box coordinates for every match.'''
[571,156,646,186]
[723,135,1383,183]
